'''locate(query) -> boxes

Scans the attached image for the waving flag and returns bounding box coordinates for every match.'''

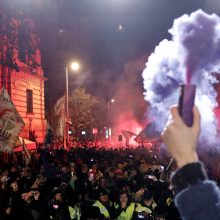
[134,123,161,144]
[0,88,25,152]
[121,130,137,140]
[54,96,65,140]
[121,130,137,145]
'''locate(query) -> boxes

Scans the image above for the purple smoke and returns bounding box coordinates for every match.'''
[142,10,220,147]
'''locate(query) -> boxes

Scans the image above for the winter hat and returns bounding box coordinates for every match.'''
[143,190,153,201]
[98,187,109,197]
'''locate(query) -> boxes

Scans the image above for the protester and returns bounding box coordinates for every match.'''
[87,188,115,219]
[48,187,71,220]
[131,183,145,203]
[1,107,220,220]
[1,180,24,220]
[115,190,137,220]
[135,190,156,218]
[161,105,220,220]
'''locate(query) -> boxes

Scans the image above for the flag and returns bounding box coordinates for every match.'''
[134,122,161,143]
[54,96,65,139]
[121,130,137,143]
[0,88,25,152]
[21,138,31,160]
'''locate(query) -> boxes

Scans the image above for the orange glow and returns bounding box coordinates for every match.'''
[113,111,144,147]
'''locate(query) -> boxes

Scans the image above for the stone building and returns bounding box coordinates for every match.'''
[0,7,46,143]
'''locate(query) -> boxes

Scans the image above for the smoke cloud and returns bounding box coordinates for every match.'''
[111,55,148,138]
[142,10,220,147]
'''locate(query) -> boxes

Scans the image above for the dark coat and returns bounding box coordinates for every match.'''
[175,180,220,220]
[48,199,71,220]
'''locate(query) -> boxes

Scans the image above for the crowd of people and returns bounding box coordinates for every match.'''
[0,142,181,220]
[1,105,220,220]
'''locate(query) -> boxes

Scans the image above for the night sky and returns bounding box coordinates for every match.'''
[34,0,219,96]
[4,0,220,123]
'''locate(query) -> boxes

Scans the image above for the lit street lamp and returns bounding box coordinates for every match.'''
[71,62,80,71]
[107,99,115,110]
[107,99,115,140]
[64,61,80,149]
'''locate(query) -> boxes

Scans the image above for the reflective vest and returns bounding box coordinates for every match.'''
[92,200,110,218]
[68,205,81,220]
[166,197,172,206]
[151,202,157,210]
[135,203,152,214]
[116,203,136,220]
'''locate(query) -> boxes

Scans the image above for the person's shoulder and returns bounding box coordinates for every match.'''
[175,180,220,208]
[175,180,220,220]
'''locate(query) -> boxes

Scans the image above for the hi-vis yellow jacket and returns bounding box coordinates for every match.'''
[115,202,136,220]
[92,200,110,218]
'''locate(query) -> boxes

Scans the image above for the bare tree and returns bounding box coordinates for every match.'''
[69,88,106,139]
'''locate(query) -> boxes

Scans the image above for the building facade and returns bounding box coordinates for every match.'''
[0,7,46,143]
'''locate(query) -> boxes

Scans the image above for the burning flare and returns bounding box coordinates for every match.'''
[143,10,220,147]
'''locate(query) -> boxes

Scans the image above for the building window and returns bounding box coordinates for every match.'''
[27,89,33,113]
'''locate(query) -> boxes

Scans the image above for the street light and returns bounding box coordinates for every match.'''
[71,62,80,71]
[107,99,115,110]
[64,61,80,149]
[107,99,115,141]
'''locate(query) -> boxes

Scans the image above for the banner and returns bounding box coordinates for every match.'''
[121,130,137,145]
[134,122,161,143]
[54,96,65,140]
[0,88,25,152]
[121,130,137,141]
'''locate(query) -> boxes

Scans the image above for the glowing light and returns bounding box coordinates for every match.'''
[70,62,80,71]
[142,10,220,147]
[118,24,123,31]
[105,128,109,139]
[113,111,144,148]
[109,128,112,136]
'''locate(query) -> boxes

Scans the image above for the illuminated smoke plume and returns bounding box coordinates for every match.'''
[111,56,148,143]
[113,110,143,138]
[142,10,220,147]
